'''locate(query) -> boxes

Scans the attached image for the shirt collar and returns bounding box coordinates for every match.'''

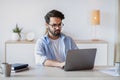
[44,33,65,44]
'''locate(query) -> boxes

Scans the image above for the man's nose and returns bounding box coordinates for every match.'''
[55,26,60,29]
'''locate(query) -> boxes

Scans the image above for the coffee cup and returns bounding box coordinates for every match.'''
[0,63,11,77]
[115,62,120,75]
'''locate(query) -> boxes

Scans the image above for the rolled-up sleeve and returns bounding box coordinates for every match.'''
[34,39,48,66]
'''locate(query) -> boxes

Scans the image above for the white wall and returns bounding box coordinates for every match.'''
[0,0,118,65]
[115,0,120,62]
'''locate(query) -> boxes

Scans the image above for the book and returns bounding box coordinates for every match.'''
[11,67,29,73]
[12,63,29,70]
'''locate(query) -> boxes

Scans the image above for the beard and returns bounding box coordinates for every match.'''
[48,28,61,37]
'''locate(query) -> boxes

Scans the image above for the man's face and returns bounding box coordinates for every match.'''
[47,17,62,37]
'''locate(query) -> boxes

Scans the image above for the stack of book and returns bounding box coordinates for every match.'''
[11,63,29,72]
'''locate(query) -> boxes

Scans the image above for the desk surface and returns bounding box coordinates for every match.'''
[0,66,120,80]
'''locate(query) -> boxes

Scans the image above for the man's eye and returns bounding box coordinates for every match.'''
[52,24,56,26]
[58,24,61,26]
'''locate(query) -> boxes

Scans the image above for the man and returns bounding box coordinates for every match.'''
[35,10,78,68]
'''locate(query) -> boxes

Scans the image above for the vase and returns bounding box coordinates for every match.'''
[12,33,21,41]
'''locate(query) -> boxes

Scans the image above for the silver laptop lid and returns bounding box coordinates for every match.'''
[64,48,97,71]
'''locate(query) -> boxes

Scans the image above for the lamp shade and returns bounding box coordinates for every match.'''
[91,10,100,25]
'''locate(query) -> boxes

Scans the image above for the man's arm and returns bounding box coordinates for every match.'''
[35,38,65,68]
[44,60,65,68]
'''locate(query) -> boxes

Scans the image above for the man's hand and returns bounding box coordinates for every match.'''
[44,60,65,68]
[59,62,65,68]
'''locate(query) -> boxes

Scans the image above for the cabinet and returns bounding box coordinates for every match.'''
[5,40,108,66]
[5,40,36,66]
[75,40,108,66]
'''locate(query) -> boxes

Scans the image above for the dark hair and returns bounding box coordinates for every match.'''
[44,10,65,24]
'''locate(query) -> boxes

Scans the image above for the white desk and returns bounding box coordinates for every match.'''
[0,66,119,80]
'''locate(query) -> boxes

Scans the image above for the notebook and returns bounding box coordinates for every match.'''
[64,48,97,71]
[12,63,28,70]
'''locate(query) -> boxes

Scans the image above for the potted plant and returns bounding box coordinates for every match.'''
[12,24,23,41]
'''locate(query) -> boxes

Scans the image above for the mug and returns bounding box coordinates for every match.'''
[0,63,11,77]
[115,62,120,75]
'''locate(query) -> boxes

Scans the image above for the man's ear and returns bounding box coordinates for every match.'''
[45,23,49,28]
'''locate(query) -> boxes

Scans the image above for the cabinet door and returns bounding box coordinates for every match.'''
[76,43,108,66]
[6,44,35,66]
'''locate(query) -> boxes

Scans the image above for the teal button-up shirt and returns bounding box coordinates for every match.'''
[34,33,78,65]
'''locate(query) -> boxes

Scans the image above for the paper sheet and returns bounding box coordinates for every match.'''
[99,67,120,76]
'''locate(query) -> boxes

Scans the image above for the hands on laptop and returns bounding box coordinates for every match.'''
[44,60,65,68]
[59,62,65,68]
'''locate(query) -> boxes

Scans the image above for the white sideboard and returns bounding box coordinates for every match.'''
[5,40,108,66]
[5,40,36,66]
[75,40,108,66]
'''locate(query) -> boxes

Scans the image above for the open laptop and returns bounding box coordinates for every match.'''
[64,48,97,71]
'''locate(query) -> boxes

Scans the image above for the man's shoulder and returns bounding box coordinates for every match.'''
[36,35,49,44]
[61,33,72,38]
[61,33,73,40]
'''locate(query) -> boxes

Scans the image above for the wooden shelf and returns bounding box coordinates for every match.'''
[5,40,36,44]
[74,40,108,44]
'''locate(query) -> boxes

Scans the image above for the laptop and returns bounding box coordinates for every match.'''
[64,48,97,71]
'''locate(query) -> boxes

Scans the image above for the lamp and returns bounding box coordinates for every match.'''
[91,10,100,41]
